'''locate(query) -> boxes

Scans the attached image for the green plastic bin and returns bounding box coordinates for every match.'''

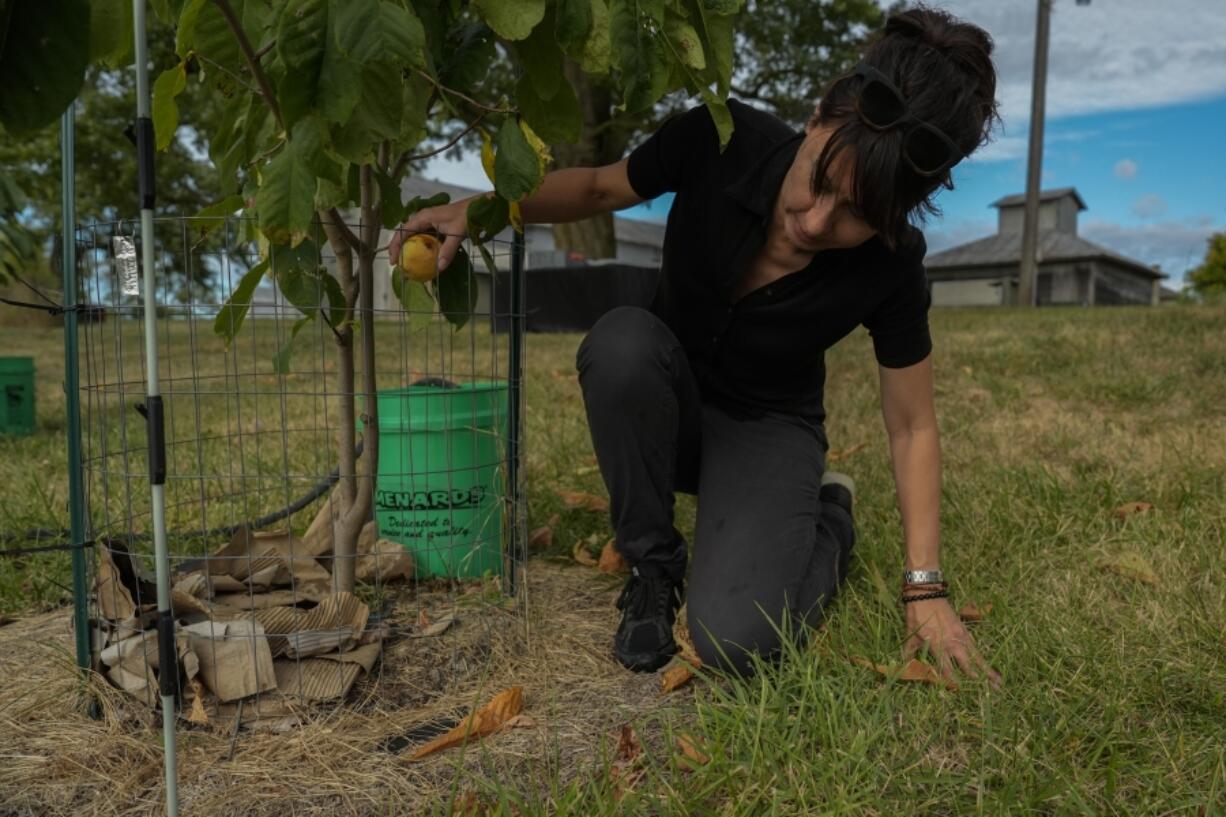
[0,357,35,437]
[371,380,509,578]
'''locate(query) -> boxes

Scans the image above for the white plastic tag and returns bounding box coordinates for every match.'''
[113,235,139,296]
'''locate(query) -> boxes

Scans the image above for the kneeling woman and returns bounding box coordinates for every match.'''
[393,6,1003,686]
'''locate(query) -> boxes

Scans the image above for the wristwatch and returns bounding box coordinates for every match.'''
[903,569,944,585]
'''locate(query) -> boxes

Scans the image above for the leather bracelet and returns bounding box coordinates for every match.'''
[902,581,948,593]
[900,590,949,604]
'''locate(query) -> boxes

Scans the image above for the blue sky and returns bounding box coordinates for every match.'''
[421,0,1226,286]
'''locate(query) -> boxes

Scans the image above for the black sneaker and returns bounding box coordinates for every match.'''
[614,566,683,672]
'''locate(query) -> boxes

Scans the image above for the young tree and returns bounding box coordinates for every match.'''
[152,0,741,592]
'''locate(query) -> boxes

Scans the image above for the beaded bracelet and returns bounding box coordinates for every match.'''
[900,590,950,604]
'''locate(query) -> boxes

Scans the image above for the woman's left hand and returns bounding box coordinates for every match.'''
[903,597,1002,688]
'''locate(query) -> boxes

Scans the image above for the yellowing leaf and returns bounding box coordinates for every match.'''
[479,127,496,185]
[408,686,523,760]
[958,601,993,622]
[661,662,694,693]
[1099,552,1159,586]
[520,119,553,177]
[557,490,609,512]
[1113,501,1155,520]
[598,538,627,573]
[509,200,523,233]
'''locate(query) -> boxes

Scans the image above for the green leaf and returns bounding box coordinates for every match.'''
[578,0,610,74]
[373,1,426,68]
[493,118,542,203]
[277,0,329,71]
[440,22,496,92]
[436,246,476,332]
[609,0,669,114]
[291,116,342,184]
[404,191,451,220]
[255,141,316,245]
[475,241,498,277]
[89,0,134,67]
[175,0,206,59]
[356,60,402,140]
[390,267,435,316]
[273,316,314,374]
[0,0,90,136]
[466,195,509,243]
[213,259,269,346]
[515,5,562,100]
[665,14,705,70]
[152,62,188,151]
[556,0,593,53]
[321,270,347,328]
[193,193,247,237]
[192,2,247,93]
[515,74,582,145]
[703,0,743,14]
[473,0,546,41]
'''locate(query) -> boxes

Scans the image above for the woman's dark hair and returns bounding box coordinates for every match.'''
[808,5,1001,251]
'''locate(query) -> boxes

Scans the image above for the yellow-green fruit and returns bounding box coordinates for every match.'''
[400,234,442,282]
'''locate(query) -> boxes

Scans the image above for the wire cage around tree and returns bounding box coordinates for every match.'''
[75,215,528,728]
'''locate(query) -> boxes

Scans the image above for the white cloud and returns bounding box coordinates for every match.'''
[930,1,1226,152]
[1131,193,1168,219]
[1113,159,1138,180]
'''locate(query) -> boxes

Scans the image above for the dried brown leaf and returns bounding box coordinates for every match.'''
[827,442,868,462]
[852,656,956,690]
[556,490,610,512]
[528,525,554,550]
[676,733,709,765]
[547,513,561,526]
[412,614,457,638]
[574,465,600,477]
[186,678,209,726]
[598,539,627,573]
[609,724,645,800]
[960,365,974,375]
[1113,501,1154,520]
[504,714,536,729]
[661,662,694,693]
[674,623,703,669]
[958,601,993,622]
[571,541,598,567]
[1099,552,1159,586]
[408,686,524,760]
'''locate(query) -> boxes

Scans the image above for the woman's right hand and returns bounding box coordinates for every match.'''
[388,196,477,275]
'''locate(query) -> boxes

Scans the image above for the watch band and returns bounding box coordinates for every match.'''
[903,569,944,585]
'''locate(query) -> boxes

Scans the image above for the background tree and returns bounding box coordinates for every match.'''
[1187,232,1226,297]
[430,0,888,261]
[156,0,742,592]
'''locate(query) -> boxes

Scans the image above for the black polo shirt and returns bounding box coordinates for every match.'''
[625,98,933,439]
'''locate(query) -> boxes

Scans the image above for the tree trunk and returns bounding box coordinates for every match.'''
[549,60,635,261]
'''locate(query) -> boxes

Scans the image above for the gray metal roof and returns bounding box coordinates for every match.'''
[400,175,665,249]
[989,187,1086,210]
[925,229,1166,279]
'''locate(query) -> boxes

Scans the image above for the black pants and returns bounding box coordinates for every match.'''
[576,306,856,675]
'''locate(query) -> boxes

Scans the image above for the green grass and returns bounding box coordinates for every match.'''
[2,303,1225,815]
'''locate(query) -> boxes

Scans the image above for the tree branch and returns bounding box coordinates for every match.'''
[212,0,285,133]
[322,208,360,252]
[413,68,514,115]
[399,114,486,166]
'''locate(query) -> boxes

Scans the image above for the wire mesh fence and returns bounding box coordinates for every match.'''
[75,216,528,729]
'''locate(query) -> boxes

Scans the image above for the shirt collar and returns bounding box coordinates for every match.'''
[722,130,806,226]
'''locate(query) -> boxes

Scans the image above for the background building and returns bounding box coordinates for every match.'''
[925,188,1168,307]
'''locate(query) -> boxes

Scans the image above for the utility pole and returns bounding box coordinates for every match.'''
[1019,0,1090,307]
[1018,0,1052,308]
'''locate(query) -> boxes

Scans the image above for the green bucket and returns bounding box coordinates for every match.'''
[372,380,509,578]
[0,357,36,437]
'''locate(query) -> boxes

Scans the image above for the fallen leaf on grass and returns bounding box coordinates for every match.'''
[676,734,709,765]
[412,614,456,638]
[1113,502,1154,520]
[661,662,695,693]
[610,724,644,800]
[674,622,703,668]
[852,656,957,690]
[958,601,993,622]
[960,365,974,375]
[572,541,598,567]
[186,679,209,726]
[556,490,609,512]
[528,526,554,550]
[827,442,868,462]
[598,539,627,573]
[504,714,536,729]
[1098,552,1159,586]
[408,686,523,760]
[574,464,600,477]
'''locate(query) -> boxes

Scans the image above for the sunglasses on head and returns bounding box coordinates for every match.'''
[848,61,964,178]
